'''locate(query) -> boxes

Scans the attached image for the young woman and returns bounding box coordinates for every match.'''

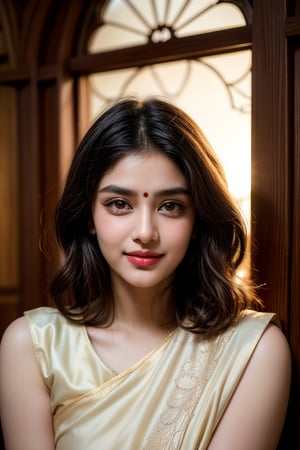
[0,98,291,449]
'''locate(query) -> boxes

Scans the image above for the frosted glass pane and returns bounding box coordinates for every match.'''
[90,25,148,52]
[175,4,245,37]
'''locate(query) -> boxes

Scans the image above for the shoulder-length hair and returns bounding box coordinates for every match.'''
[49,97,261,336]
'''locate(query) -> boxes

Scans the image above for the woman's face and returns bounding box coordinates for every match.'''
[92,150,195,291]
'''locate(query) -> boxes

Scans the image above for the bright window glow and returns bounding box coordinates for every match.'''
[87,0,252,234]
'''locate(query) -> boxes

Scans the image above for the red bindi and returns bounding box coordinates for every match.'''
[143,192,149,197]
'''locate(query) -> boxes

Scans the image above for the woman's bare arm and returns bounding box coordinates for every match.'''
[0,317,55,450]
[208,324,291,450]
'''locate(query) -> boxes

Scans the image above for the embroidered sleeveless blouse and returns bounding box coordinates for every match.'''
[24,307,278,449]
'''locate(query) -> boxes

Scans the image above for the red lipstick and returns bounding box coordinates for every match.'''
[125,251,162,267]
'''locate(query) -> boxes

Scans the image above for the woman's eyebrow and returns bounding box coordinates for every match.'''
[98,185,191,196]
[154,187,191,197]
[98,185,135,195]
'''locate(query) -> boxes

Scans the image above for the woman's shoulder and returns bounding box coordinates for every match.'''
[238,308,279,324]
[23,307,84,347]
[1,315,30,349]
[207,312,291,449]
[0,316,35,369]
[24,306,81,329]
[214,308,291,372]
[252,320,291,368]
[237,308,291,394]
[1,307,76,352]
[24,306,63,321]
[234,308,282,337]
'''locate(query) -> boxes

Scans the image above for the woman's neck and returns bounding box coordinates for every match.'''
[111,279,176,331]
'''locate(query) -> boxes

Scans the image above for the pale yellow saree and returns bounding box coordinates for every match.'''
[25,307,277,450]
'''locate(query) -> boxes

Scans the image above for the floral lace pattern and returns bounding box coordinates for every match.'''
[143,330,233,449]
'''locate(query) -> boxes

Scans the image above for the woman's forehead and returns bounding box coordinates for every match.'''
[98,150,188,191]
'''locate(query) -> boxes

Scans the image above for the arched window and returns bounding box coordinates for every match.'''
[73,0,252,275]
[74,0,252,223]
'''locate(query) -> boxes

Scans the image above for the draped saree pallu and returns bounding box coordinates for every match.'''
[24,307,278,450]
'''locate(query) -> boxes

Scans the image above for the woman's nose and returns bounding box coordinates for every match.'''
[131,207,158,244]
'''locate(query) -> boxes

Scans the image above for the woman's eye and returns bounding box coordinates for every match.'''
[104,199,132,214]
[159,201,184,215]
[112,200,128,209]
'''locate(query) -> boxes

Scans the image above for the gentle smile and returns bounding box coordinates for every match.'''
[125,251,163,267]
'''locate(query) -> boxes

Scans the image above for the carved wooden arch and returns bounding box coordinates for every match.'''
[34,0,100,66]
[74,0,253,55]
[69,0,253,76]
[0,1,20,67]
[0,0,100,70]
[0,0,58,67]
[0,0,254,81]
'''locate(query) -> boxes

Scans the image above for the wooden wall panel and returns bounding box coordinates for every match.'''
[290,42,300,449]
[251,0,297,447]
[0,87,18,286]
[252,0,290,325]
[37,79,75,297]
[18,82,45,313]
[0,87,20,336]
[0,295,18,337]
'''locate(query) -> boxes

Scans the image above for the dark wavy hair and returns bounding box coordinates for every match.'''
[49,97,261,336]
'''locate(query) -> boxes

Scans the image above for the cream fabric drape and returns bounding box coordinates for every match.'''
[25,307,277,449]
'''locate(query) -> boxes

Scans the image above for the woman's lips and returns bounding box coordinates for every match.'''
[125,251,162,267]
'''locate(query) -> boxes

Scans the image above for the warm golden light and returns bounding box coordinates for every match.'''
[87,0,252,232]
